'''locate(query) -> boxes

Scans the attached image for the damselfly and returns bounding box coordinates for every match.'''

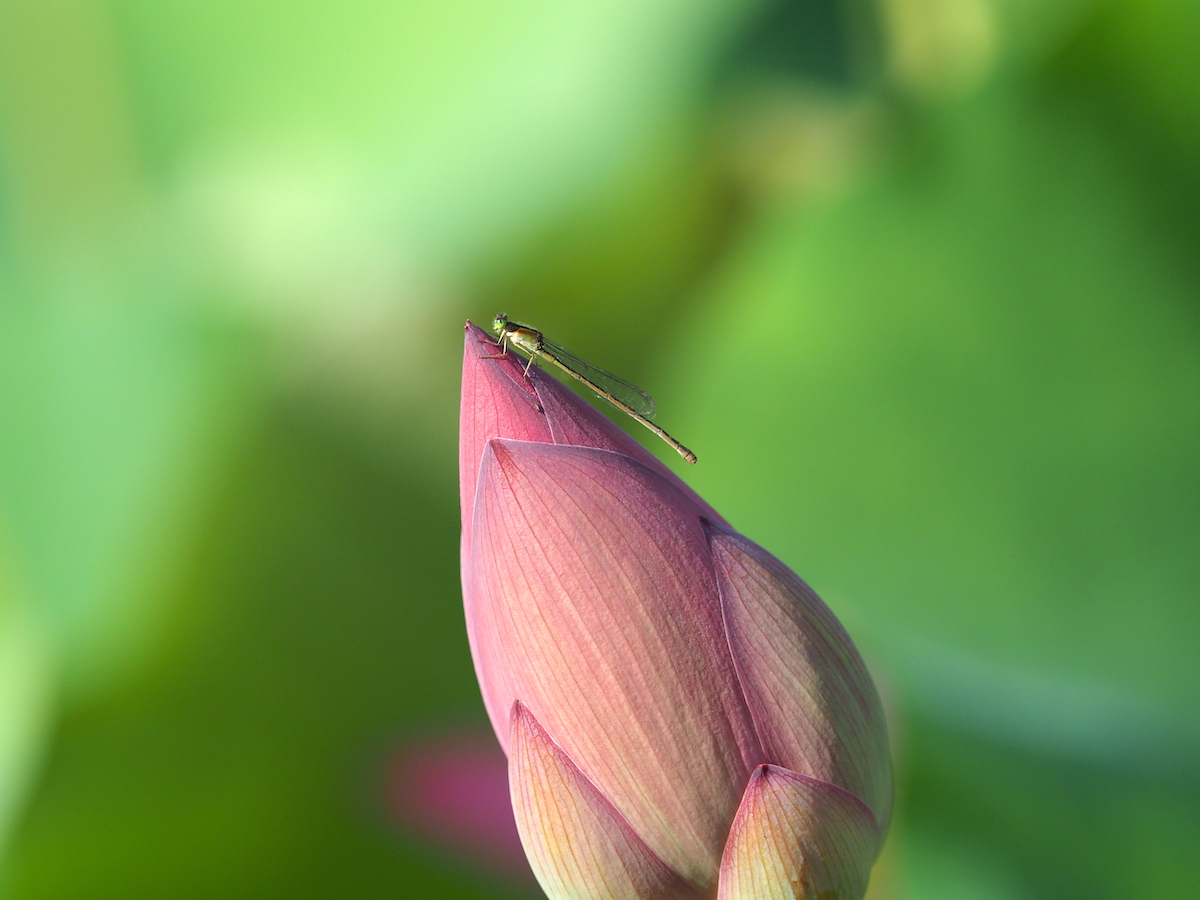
[491,314,697,464]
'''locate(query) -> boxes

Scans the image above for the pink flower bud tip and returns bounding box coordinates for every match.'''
[460,321,891,899]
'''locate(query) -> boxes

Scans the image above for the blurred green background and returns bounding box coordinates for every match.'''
[0,0,1197,897]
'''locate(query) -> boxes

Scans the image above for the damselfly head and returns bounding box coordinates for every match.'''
[492,314,513,336]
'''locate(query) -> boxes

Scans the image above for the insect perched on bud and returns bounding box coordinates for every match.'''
[489,314,697,464]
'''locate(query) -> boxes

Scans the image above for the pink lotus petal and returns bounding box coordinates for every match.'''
[460,324,557,695]
[717,765,881,900]
[532,363,726,524]
[510,702,707,900]
[386,732,535,882]
[710,525,892,827]
[461,323,553,549]
[469,438,762,884]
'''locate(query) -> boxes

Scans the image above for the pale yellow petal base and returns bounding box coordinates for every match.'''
[718,765,882,900]
[509,702,706,900]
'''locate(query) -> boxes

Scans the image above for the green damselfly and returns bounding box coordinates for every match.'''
[491,314,697,464]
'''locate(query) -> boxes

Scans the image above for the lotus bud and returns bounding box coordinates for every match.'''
[459,321,891,900]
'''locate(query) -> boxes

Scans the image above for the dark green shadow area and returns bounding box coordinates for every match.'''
[898,714,1200,900]
[7,399,537,900]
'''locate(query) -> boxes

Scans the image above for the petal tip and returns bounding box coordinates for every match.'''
[719,767,883,900]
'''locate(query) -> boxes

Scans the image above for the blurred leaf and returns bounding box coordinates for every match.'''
[898,715,1200,899]
[1075,0,1200,153]
[674,89,1200,708]
[668,77,1200,900]
[5,402,533,899]
[0,0,262,698]
[0,576,54,873]
[0,270,257,695]
[119,0,761,288]
[879,0,1094,100]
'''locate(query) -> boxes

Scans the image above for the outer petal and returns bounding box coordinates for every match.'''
[532,363,725,525]
[717,766,882,900]
[510,702,705,900]
[471,439,762,885]
[710,524,892,826]
[461,323,552,546]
